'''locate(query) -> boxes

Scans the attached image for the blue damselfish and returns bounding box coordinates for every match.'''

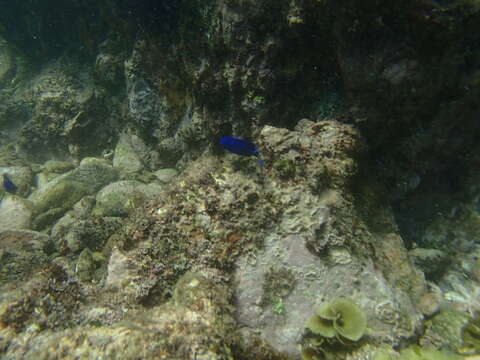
[3,173,17,194]
[219,136,260,157]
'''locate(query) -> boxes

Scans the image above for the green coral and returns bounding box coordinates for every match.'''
[302,298,367,360]
[307,298,367,341]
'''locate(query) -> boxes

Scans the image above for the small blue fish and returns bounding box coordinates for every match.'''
[220,136,260,157]
[220,136,266,172]
[3,173,17,194]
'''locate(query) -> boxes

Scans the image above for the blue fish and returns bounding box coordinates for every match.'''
[3,173,17,194]
[220,136,266,171]
[220,136,260,157]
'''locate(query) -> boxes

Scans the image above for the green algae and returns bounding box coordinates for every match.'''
[307,298,367,342]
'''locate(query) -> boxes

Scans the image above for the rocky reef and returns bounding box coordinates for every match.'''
[1,0,480,359]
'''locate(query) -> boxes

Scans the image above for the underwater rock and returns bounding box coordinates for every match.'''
[420,305,470,352]
[0,230,50,285]
[416,293,442,318]
[41,160,75,175]
[374,233,426,300]
[1,271,235,360]
[94,52,124,87]
[93,180,144,217]
[234,121,423,355]
[0,195,34,230]
[53,216,123,254]
[105,248,139,290]
[72,195,96,219]
[0,260,84,334]
[153,168,178,183]
[112,132,146,179]
[409,248,450,280]
[32,207,66,231]
[125,64,170,137]
[29,158,118,221]
[0,38,15,85]
[29,177,89,214]
[75,248,96,282]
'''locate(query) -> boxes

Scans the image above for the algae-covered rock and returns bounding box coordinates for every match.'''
[409,248,450,280]
[41,160,75,174]
[398,346,462,360]
[420,305,470,351]
[461,312,480,355]
[0,261,84,333]
[233,122,422,355]
[76,248,96,282]
[72,195,96,219]
[105,247,140,293]
[93,180,143,216]
[0,230,50,285]
[54,216,123,254]
[0,38,15,85]
[28,158,118,225]
[32,207,66,231]
[29,178,89,214]
[74,158,119,189]
[94,180,163,217]
[374,346,462,360]
[112,132,145,179]
[416,293,442,317]
[0,195,34,230]
[154,168,178,183]
[1,270,236,360]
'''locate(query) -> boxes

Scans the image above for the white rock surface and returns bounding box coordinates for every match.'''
[0,196,34,230]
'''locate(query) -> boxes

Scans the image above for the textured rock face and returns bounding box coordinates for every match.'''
[94,180,143,217]
[0,0,479,358]
[0,119,475,359]
[27,158,118,228]
[234,122,425,355]
[112,132,146,178]
[0,230,50,285]
[1,271,236,360]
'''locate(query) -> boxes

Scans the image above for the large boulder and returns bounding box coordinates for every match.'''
[0,196,34,230]
[28,158,118,228]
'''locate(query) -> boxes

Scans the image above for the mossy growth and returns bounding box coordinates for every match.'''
[462,311,480,354]
[301,346,323,360]
[124,191,146,214]
[374,345,462,360]
[273,158,296,179]
[261,267,296,314]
